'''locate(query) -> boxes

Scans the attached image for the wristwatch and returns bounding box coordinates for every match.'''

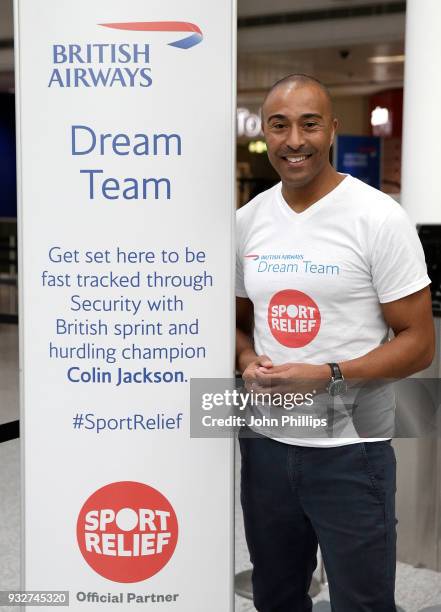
[326,363,348,397]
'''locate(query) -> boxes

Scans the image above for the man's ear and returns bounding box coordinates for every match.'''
[260,107,265,133]
[330,117,338,146]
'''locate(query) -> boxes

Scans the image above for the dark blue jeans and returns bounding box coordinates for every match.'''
[239,430,397,612]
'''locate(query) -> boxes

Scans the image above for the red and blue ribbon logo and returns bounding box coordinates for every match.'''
[100,21,203,49]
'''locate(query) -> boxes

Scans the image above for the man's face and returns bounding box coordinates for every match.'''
[262,82,337,189]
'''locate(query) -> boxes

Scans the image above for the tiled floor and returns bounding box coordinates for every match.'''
[233,562,441,611]
[0,438,20,612]
[1,324,441,611]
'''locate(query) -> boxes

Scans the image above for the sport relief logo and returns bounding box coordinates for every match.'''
[268,289,321,348]
[77,481,178,583]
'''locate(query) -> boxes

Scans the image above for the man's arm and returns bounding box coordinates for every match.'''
[339,285,435,379]
[254,286,435,388]
[236,296,273,376]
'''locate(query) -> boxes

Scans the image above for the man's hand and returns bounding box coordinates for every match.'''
[253,362,330,395]
[242,354,274,391]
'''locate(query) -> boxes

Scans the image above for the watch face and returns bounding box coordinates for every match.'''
[329,379,348,397]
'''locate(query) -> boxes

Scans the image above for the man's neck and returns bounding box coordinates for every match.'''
[281,166,345,214]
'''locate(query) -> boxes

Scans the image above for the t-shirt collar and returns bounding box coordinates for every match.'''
[276,173,351,221]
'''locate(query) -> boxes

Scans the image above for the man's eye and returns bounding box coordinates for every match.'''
[304,122,318,128]
[271,123,286,129]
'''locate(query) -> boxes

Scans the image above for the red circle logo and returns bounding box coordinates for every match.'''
[268,289,321,347]
[77,481,178,583]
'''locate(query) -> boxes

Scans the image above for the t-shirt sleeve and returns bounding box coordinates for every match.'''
[370,205,431,303]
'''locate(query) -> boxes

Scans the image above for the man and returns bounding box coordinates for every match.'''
[236,74,434,612]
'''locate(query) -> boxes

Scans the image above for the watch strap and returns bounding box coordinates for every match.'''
[327,362,343,381]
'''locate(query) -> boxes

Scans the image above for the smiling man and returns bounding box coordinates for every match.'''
[262,76,339,207]
[236,74,434,611]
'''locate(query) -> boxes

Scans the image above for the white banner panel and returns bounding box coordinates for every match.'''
[15,1,235,609]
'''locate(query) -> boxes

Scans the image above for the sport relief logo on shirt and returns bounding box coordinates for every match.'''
[268,290,321,348]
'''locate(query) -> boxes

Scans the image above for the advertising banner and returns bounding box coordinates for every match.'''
[15,0,235,609]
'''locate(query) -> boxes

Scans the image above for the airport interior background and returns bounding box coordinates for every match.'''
[2,1,441,610]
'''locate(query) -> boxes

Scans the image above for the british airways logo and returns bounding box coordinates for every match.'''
[48,20,203,88]
[100,21,203,50]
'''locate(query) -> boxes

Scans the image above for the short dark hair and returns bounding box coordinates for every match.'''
[263,73,333,115]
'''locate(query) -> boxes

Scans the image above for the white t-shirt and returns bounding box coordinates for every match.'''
[236,174,431,447]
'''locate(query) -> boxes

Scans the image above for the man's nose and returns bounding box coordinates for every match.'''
[285,125,305,150]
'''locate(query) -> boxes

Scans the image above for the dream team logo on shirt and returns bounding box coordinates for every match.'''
[268,290,321,347]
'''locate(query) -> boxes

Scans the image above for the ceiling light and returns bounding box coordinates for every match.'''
[248,141,267,154]
[368,55,405,64]
[371,106,389,127]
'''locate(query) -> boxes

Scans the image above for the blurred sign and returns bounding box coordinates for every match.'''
[237,107,262,139]
[334,135,381,189]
